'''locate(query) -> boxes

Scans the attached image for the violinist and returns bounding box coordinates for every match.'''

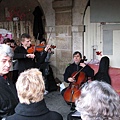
[35,38,57,93]
[13,33,35,74]
[61,51,94,110]
[35,38,51,69]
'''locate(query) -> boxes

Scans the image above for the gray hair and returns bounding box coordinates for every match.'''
[75,81,120,120]
[0,44,13,57]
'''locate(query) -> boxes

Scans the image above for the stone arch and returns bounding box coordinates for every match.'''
[80,0,90,25]
[72,0,90,56]
[37,0,55,27]
[81,0,90,56]
[36,0,56,46]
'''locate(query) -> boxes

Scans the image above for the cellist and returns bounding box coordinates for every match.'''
[61,51,94,110]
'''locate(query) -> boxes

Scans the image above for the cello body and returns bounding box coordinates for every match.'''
[63,71,86,103]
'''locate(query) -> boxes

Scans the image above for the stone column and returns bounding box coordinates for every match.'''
[72,0,89,56]
[52,0,73,80]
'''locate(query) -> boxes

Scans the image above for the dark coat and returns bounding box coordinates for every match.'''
[35,51,48,76]
[33,6,44,40]
[35,51,57,92]
[0,76,18,119]
[13,46,35,74]
[6,99,63,120]
[64,63,94,83]
[35,50,47,68]
[94,56,111,85]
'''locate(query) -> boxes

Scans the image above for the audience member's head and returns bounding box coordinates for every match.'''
[16,68,45,104]
[10,39,17,48]
[0,44,13,57]
[0,44,13,76]
[75,81,120,120]
[3,38,11,46]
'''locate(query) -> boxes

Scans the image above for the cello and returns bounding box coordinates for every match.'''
[63,69,87,103]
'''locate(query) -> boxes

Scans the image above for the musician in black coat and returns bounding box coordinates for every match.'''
[13,33,35,74]
[61,51,94,114]
[35,38,57,92]
[62,51,94,95]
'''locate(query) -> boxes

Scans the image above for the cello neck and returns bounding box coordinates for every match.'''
[74,59,92,78]
[73,67,84,78]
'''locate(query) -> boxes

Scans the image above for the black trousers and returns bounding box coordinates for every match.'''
[39,63,57,92]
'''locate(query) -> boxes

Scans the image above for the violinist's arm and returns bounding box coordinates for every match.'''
[45,52,51,62]
[26,54,35,58]
[14,47,35,59]
[44,45,51,52]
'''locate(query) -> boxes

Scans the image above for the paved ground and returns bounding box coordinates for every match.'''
[44,91,71,120]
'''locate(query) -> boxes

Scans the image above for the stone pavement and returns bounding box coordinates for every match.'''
[44,91,71,120]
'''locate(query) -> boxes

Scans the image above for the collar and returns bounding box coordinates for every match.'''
[15,99,49,116]
[0,76,10,86]
[73,62,80,66]
[22,45,27,50]
[3,75,8,80]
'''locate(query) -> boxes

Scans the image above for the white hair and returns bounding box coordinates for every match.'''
[16,68,45,104]
[75,81,120,120]
[0,44,13,57]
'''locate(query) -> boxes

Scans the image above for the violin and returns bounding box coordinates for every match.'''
[63,71,86,103]
[27,44,56,54]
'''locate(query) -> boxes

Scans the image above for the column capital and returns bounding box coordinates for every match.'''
[52,0,73,11]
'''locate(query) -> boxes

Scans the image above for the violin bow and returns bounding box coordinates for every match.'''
[47,28,53,44]
[33,33,39,54]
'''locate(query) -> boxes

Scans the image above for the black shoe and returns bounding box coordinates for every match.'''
[70,103,76,111]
